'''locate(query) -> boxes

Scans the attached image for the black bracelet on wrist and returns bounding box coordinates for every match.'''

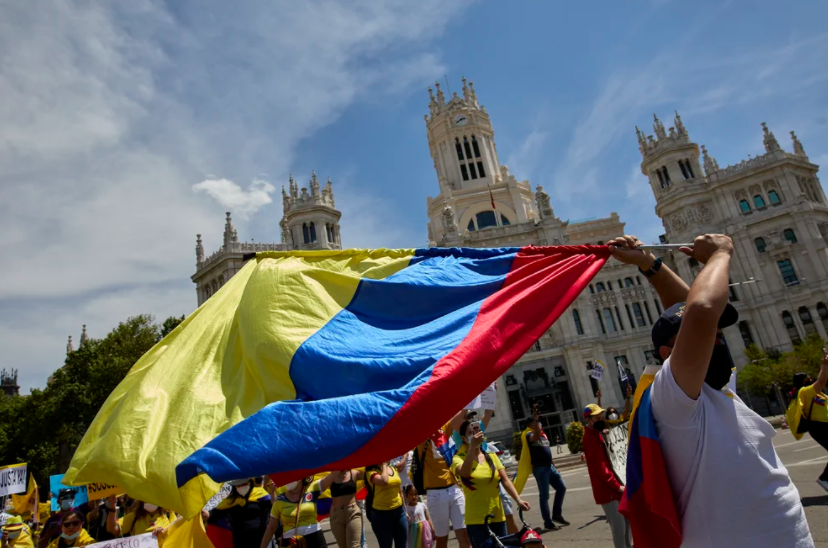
[639,257,663,278]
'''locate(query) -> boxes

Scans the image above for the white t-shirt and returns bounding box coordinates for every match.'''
[650,358,813,548]
[405,501,427,524]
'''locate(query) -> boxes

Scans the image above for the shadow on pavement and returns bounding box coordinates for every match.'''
[577,516,608,530]
[801,495,828,507]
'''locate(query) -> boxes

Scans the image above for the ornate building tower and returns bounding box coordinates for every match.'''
[192,173,343,306]
[639,114,828,372]
[424,79,542,246]
[1,369,19,397]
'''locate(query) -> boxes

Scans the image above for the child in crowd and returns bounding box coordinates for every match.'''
[403,486,434,548]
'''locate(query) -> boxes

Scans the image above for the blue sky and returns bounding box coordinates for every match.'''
[2,0,827,391]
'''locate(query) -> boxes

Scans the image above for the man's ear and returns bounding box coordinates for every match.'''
[659,345,672,360]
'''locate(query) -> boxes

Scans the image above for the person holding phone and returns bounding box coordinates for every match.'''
[787,348,828,492]
[451,420,529,548]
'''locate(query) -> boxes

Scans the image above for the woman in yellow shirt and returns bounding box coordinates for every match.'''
[45,510,95,548]
[366,462,406,548]
[105,496,175,537]
[260,475,335,548]
[451,421,529,548]
[787,349,828,492]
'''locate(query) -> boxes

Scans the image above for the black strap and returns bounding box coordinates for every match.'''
[805,395,817,421]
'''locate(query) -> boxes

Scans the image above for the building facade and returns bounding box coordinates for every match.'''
[424,81,825,443]
[192,172,343,306]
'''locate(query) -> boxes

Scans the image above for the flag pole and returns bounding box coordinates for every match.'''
[638,244,692,249]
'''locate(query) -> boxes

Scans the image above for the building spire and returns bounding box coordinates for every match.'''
[311,170,320,196]
[674,110,686,136]
[635,125,646,151]
[196,234,204,265]
[468,80,477,105]
[790,130,807,157]
[462,77,470,101]
[66,335,74,355]
[223,212,236,246]
[761,122,781,153]
[434,81,445,105]
[653,113,667,139]
[80,325,88,346]
[701,145,720,175]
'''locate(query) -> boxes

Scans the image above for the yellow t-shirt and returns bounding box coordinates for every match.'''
[9,528,34,548]
[451,447,504,525]
[799,385,828,422]
[270,481,322,533]
[416,422,456,490]
[46,528,95,547]
[369,467,403,511]
[118,509,174,536]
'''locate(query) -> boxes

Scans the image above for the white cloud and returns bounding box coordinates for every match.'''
[193,178,275,218]
[0,0,471,391]
[506,129,548,181]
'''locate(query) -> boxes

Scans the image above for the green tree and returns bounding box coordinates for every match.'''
[160,315,186,339]
[566,421,584,454]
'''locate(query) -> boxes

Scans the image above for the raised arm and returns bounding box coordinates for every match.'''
[369,464,391,487]
[458,433,484,478]
[319,472,337,493]
[621,385,632,419]
[670,235,734,399]
[481,409,494,430]
[814,349,828,395]
[608,235,690,309]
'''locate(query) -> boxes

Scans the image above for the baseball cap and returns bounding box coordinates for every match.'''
[521,529,543,546]
[229,479,250,486]
[583,404,605,418]
[651,302,738,353]
[57,488,76,501]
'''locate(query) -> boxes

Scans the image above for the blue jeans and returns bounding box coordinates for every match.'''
[533,465,566,523]
[370,506,407,548]
[466,521,506,548]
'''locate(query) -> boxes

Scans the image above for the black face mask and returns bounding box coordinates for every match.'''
[704,342,734,390]
[592,420,606,431]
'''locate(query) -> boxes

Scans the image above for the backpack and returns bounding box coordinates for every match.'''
[411,440,430,494]
[797,396,818,435]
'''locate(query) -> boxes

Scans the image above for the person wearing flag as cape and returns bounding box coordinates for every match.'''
[608,234,813,548]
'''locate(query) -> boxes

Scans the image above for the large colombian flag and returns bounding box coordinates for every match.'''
[65,246,607,518]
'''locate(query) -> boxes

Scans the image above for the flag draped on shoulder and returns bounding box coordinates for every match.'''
[619,382,681,548]
[512,428,533,494]
[65,246,608,518]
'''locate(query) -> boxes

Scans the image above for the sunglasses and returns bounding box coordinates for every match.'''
[62,520,82,528]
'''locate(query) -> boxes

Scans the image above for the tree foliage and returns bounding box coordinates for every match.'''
[0,314,184,499]
[566,421,584,454]
[738,334,826,399]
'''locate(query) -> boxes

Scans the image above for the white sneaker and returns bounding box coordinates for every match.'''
[816,479,828,493]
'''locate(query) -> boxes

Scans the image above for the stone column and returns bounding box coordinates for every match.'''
[811,305,828,340]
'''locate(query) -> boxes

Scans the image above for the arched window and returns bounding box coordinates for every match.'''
[768,190,781,205]
[472,136,481,158]
[467,219,475,232]
[799,307,817,335]
[309,222,317,242]
[656,170,665,188]
[817,302,828,331]
[753,195,766,208]
[678,160,689,180]
[606,281,613,290]
[463,137,473,160]
[782,311,800,344]
[624,277,634,287]
[783,228,797,244]
[603,308,617,332]
[326,223,333,243]
[572,309,584,335]
[754,237,766,253]
[455,138,464,161]
[476,211,497,229]
[685,159,695,178]
[500,214,510,226]
[739,200,751,213]
[738,321,755,348]
[302,223,310,244]
[469,162,478,179]
[460,165,469,181]
[632,303,646,327]
[661,166,671,186]
[477,161,486,178]
[595,282,606,293]
[777,259,798,285]
[589,284,595,294]
[596,310,606,334]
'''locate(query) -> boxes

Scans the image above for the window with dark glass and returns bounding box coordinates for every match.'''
[644,350,656,364]
[463,137,473,160]
[460,164,469,181]
[455,138,464,161]
[754,195,766,208]
[309,222,317,242]
[615,306,625,330]
[589,284,595,294]
[625,304,635,327]
[679,160,689,179]
[768,190,781,204]
[817,302,828,331]
[661,166,671,185]
[654,299,662,314]
[755,237,766,253]
[469,162,478,179]
[477,161,486,178]
[572,309,584,335]
[596,282,606,292]
[632,303,646,327]
[500,214,510,226]
[656,170,665,188]
[603,308,617,332]
[302,223,310,244]
[778,259,798,285]
[476,211,497,229]
[738,321,755,348]
[643,302,654,324]
[624,277,634,287]
[783,228,797,244]
[799,307,817,335]
[739,200,751,213]
[685,159,695,178]
[508,390,525,420]
[782,311,801,344]
[472,136,481,158]
[467,219,475,232]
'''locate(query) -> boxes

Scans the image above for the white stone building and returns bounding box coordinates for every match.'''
[192,172,342,306]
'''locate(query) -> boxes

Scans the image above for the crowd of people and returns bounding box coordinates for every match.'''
[3,233,827,548]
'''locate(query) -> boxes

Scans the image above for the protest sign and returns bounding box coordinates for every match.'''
[87,532,158,548]
[604,422,629,485]
[50,474,88,511]
[86,482,123,500]
[467,381,497,411]
[0,513,11,527]
[617,359,628,382]
[203,483,232,512]
[0,463,28,497]
[590,360,605,381]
